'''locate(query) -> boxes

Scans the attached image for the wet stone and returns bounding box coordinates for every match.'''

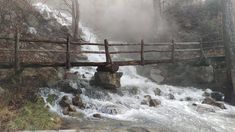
[93,113,102,118]
[154,88,161,96]
[93,72,123,89]
[185,97,193,101]
[68,105,77,112]
[72,95,85,109]
[59,96,72,108]
[169,94,175,100]
[202,97,226,109]
[57,80,82,95]
[211,92,224,101]
[149,99,161,107]
[101,105,120,115]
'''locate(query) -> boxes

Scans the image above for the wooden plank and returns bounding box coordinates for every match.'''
[144,50,172,53]
[175,42,200,45]
[104,39,112,65]
[0,49,13,52]
[20,39,66,44]
[171,39,175,63]
[80,51,106,54]
[144,43,172,46]
[0,59,172,69]
[71,42,104,46]
[14,31,20,73]
[201,40,223,44]
[108,43,172,47]
[141,39,145,65]
[109,43,140,46]
[110,51,140,54]
[66,35,71,69]
[200,38,206,59]
[19,49,67,53]
[175,49,201,52]
[0,37,14,41]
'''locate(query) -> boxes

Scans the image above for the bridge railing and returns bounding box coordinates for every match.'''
[0,31,225,73]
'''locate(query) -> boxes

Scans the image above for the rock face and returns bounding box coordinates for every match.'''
[93,72,123,89]
[202,97,226,109]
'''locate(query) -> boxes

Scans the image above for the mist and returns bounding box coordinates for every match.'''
[35,0,174,42]
[78,0,163,42]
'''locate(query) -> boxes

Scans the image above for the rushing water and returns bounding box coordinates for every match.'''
[35,3,235,132]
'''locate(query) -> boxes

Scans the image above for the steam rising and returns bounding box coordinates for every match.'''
[78,0,162,42]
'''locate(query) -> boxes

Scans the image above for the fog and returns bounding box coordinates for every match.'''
[36,0,174,42]
[78,0,160,42]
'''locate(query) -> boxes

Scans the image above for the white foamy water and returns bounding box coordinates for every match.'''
[36,3,235,132]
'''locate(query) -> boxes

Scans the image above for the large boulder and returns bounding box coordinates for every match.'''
[72,95,85,109]
[56,80,82,95]
[97,64,119,73]
[202,97,226,109]
[211,92,224,101]
[59,96,72,108]
[59,96,77,115]
[93,72,123,89]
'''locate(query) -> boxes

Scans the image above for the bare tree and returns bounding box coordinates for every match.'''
[63,0,80,40]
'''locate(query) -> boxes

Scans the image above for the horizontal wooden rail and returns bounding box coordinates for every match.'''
[175,49,201,52]
[0,59,172,69]
[71,42,104,46]
[175,42,200,45]
[20,39,66,44]
[0,33,226,71]
[201,40,223,44]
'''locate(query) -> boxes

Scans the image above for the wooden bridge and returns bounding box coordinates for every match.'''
[0,32,225,73]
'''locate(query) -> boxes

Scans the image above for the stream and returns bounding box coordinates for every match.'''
[36,3,235,132]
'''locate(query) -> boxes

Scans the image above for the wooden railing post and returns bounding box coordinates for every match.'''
[66,35,71,69]
[14,31,20,73]
[171,39,175,63]
[104,39,112,65]
[200,38,205,59]
[141,39,145,65]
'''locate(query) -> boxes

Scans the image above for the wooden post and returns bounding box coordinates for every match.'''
[66,35,71,69]
[104,39,112,65]
[171,39,175,63]
[200,38,205,59]
[141,39,145,65]
[14,31,20,73]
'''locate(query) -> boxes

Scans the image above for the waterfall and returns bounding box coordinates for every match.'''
[35,3,235,132]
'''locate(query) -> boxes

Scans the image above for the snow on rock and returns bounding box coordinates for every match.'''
[33,3,71,26]
[27,27,37,34]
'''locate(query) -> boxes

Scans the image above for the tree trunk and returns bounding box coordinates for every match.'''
[72,0,80,40]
